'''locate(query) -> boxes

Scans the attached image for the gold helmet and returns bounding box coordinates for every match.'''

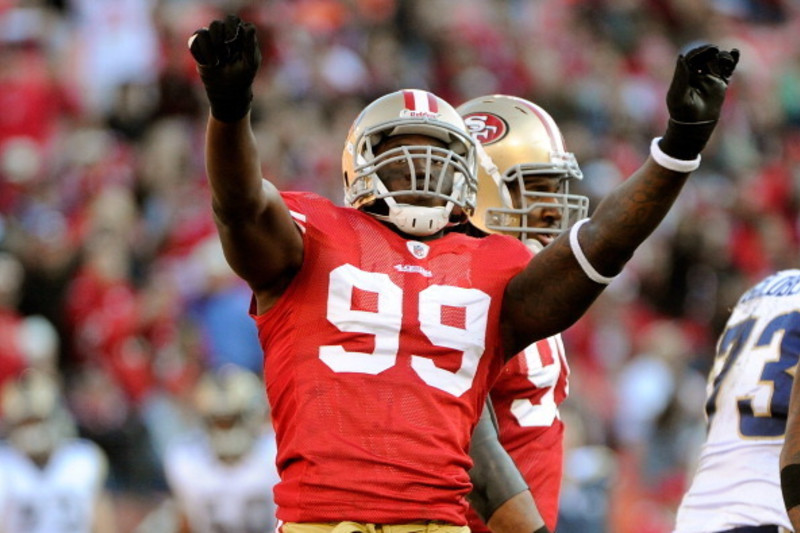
[342,89,478,236]
[1,370,74,461]
[193,365,266,462]
[457,95,589,247]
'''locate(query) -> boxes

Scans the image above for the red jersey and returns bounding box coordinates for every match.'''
[250,192,531,524]
[466,334,569,532]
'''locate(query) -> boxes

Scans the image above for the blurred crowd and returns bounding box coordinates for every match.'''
[0,0,799,531]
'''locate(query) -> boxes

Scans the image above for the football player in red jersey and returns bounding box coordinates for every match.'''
[457,95,590,532]
[188,14,738,533]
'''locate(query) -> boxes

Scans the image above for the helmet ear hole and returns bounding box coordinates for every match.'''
[449,141,467,156]
[368,133,384,149]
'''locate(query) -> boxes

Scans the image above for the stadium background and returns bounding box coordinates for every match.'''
[0,0,797,531]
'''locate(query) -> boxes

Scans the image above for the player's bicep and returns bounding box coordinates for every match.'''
[501,236,604,357]
[213,181,304,298]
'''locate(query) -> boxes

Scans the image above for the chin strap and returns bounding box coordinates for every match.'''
[382,196,452,236]
[522,238,544,254]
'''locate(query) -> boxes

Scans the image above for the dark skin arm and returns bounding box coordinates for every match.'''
[206,116,303,313]
[789,507,800,533]
[487,492,546,533]
[468,400,547,532]
[501,159,687,356]
[191,17,303,314]
[500,44,738,358]
[780,370,800,531]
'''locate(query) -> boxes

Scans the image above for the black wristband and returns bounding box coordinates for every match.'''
[781,463,800,510]
[533,526,550,533]
[659,118,717,160]
[204,88,253,123]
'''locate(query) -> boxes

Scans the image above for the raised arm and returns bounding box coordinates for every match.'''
[501,45,739,356]
[190,16,303,312]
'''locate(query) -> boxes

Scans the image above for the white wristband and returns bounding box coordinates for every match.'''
[569,219,616,285]
[650,137,701,173]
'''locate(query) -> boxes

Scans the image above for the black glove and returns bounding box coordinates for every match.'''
[659,44,739,160]
[189,15,261,123]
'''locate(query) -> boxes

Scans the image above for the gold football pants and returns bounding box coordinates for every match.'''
[281,522,470,533]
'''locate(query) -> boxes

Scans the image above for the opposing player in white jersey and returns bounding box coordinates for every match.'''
[0,370,116,533]
[163,366,279,533]
[457,95,588,533]
[673,270,800,532]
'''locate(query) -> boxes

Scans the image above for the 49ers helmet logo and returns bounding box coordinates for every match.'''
[463,113,507,144]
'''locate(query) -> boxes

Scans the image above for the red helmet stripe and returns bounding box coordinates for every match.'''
[403,90,415,110]
[403,89,439,114]
[426,92,439,113]
[524,101,566,152]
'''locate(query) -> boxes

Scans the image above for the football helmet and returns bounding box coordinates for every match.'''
[457,95,589,248]
[342,89,478,236]
[193,366,266,462]
[1,370,74,462]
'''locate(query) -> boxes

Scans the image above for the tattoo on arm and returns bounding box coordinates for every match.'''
[503,160,690,355]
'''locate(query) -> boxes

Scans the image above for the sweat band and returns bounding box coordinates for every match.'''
[569,219,616,285]
[781,463,800,511]
[650,137,701,173]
